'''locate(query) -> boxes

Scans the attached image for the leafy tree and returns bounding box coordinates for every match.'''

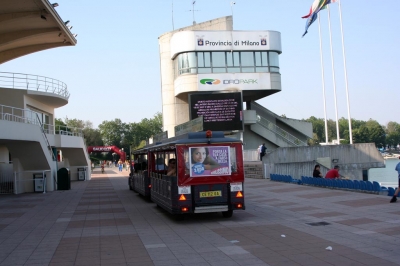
[353,126,370,143]
[84,128,103,147]
[387,121,400,134]
[98,119,126,147]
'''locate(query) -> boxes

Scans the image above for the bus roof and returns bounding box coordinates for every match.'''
[132,131,241,154]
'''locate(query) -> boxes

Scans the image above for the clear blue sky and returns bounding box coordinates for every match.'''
[1,0,399,128]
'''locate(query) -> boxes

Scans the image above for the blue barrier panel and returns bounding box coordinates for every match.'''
[321,178,327,187]
[326,179,332,187]
[338,180,344,189]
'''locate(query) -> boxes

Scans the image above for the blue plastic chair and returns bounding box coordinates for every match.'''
[338,179,344,188]
[321,178,327,187]
[360,181,367,191]
[346,180,354,190]
[326,179,333,187]
[353,180,361,190]
[366,181,374,192]
[388,187,395,196]
[340,180,349,189]
[373,181,387,194]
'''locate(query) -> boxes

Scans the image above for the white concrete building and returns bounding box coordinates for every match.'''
[0,0,90,194]
[159,16,313,154]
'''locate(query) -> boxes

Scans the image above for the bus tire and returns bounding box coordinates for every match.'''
[222,210,233,218]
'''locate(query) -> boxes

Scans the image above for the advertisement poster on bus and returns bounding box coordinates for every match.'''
[189,146,231,177]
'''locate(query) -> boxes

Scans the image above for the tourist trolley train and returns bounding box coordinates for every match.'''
[128,131,245,218]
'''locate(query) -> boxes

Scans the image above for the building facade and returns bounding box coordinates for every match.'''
[0,0,89,194]
[159,16,312,153]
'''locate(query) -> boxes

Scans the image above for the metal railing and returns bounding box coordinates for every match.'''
[0,104,83,137]
[0,72,69,99]
[257,116,307,146]
[0,172,14,194]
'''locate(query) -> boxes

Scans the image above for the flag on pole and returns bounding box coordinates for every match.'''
[302,0,324,19]
[301,0,338,37]
[302,12,318,37]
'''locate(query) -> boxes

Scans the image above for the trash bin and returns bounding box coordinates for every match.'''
[57,168,70,190]
[77,168,86,181]
[33,173,44,193]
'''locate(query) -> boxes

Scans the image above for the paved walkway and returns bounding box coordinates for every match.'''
[0,169,400,266]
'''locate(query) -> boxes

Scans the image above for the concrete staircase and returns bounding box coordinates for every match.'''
[244,162,263,179]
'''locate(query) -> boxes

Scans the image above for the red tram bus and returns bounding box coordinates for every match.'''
[128,131,245,218]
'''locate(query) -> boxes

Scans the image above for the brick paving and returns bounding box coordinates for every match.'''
[0,168,400,265]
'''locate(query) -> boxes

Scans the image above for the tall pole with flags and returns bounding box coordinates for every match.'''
[318,14,329,144]
[338,0,353,144]
[327,5,340,144]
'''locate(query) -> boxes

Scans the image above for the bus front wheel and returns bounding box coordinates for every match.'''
[222,210,233,218]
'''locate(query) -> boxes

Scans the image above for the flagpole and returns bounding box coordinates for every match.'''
[338,0,353,144]
[327,5,340,144]
[318,14,328,144]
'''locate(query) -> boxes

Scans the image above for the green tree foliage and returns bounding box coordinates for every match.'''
[98,119,126,147]
[352,126,370,143]
[385,122,400,149]
[305,116,397,147]
[98,113,163,152]
[364,119,386,148]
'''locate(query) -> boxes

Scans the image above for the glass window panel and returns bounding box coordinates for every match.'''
[212,68,226,73]
[227,52,240,67]
[255,52,268,66]
[241,52,254,67]
[198,68,211,74]
[269,52,279,67]
[187,52,196,68]
[198,52,204,67]
[212,52,225,67]
[261,52,268,66]
[270,67,280,73]
[227,67,240,73]
[241,67,255,73]
[204,52,211,67]
[255,52,262,66]
[256,67,268,73]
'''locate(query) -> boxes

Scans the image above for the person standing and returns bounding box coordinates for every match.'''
[325,165,340,179]
[118,159,123,172]
[260,143,267,161]
[390,156,400,203]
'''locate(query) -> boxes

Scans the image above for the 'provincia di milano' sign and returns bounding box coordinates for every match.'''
[170,30,282,58]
